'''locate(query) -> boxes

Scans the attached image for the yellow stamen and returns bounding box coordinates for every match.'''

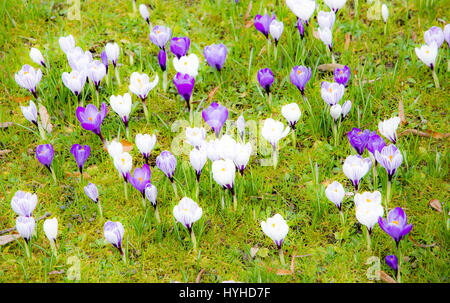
[392,220,399,225]
[297,69,302,75]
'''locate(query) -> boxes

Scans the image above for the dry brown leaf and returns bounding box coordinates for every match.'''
[207,86,220,102]
[65,171,90,179]
[312,30,320,39]
[378,270,396,283]
[244,1,252,21]
[429,199,442,213]
[250,246,259,258]
[318,63,345,72]
[290,251,296,273]
[409,235,437,248]
[0,149,11,158]
[121,139,133,152]
[38,103,53,133]
[398,99,407,125]
[399,129,450,139]
[49,269,65,275]
[195,269,205,283]
[0,233,20,245]
[344,33,350,51]
[13,96,31,103]
[1,122,13,128]
[244,20,253,29]
[276,268,293,276]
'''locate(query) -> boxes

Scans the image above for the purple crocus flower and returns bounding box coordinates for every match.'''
[36,144,54,171]
[334,65,351,87]
[149,25,172,50]
[257,68,274,94]
[385,255,398,274]
[297,19,305,39]
[202,102,229,138]
[366,131,386,156]
[173,72,195,111]
[156,151,177,182]
[84,182,99,203]
[70,144,91,174]
[347,128,370,155]
[254,14,275,39]
[76,102,108,144]
[203,43,227,72]
[378,207,413,248]
[375,144,403,181]
[170,37,190,59]
[158,50,167,72]
[101,51,109,74]
[290,66,312,96]
[103,221,125,255]
[127,164,152,198]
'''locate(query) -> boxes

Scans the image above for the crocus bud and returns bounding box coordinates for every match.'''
[105,42,120,67]
[347,128,370,155]
[321,81,345,106]
[414,42,438,70]
[173,72,195,110]
[139,4,150,24]
[289,65,312,95]
[378,207,413,247]
[16,216,35,242]
[186,127,206,149]
[317,11,335,29]
[70,144,91,173]
[145,183,158,207]
[236,115,245,141]
[261,214,289,249]
[202,102,229,138]
[104,221,125,255]
[375,144,403,181]
[254,13,274,39]
[30,48,46,67]
[113,152,133,181]
[257,68,274,94]
[110,93,132,127]
[325,181,345,211]
[385,255,398,273]
[341,100,352,118]
[101,51,109,74]
[11,190,38,217]
[20,100,38,126]
[212,158,236,190]
[158,50,167,71]
[334,65,351,87]
[318,26,333,51]
[261,118,290,149]
[43,218,58,243]
[190,147,207,181]
[87,60,106,89]
[84,182,99,203]
[173,54,200,77]
[381,4,389,24]
[355,191,384,233]
[378,116,400,144]
[204,43,227,71]
[269,20,284,45]
[36,144,54,170]
[424,26,444,48]
[58,35,75,54]
[170,37,190,59]
[62,70,86,97]
[15,64,42,98]
[297,19,305,39]
[444,24,450,48]
[156,150,177,182]
[233,142,252,176]
[330,104,342,122]
[343,155,372,191]
[173,197,202,232]
[135,133,157,162]
[281,103,301,129]
[129,72,159,101]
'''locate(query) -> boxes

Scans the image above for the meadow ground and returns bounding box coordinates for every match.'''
[0,0,449,282]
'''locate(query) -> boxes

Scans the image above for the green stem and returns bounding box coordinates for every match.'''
[24,241,31,260]
[332,121,337,147]
[232,192,237,211]
[278,248,286,266]
[96,89,99,108]
[366,228,371,252]
[142,196,146,208]
[50,240,58,257]
[266,38,270,60]
[397,244,402,283]
[272,146,278,169]
[339,210,345,226]
[172,181,178,199]
[291,129,296,148]
[163,70,168,92]
[221,191,225,209]
[432,69,440,89]
[37,120,46,140]
[190,229,197,253]
[386,180,391,213]
[154,206,161,224]
[50,167,57,183]
[372,162,378,189]
[98,200,103,218]
[142,100,149,123]
[195,181,199,200]
[124,181,128,200]
[115,66,121,86]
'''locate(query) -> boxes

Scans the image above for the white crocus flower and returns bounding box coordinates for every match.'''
[381,4,389,24]
[110,93,132,126]
[113,152,133,180]
[261,118,290,149]
[212,159,236,189]
[414,42,438,70]
[269,20,284,44]
[281,103,301,129]
[173,54,200,77]
[20,100,38,126]
[190,146,208,180]
[317,11,336,29]
[233,142,252,175]
[129,72,159,101]
[324,0,347,13]
[58,35,75,54]
[185,127,206,149]
[139,4,150,23]
[87,60,106,88]
[173,197,203,233]
[236,115,245,141]
[218,134,238,161]
[286,0,316,23]
[355,191,384,233]
[318,26,333,50]
[330,104,342,121]
[105,42,120,66]
[378,116,401,144]
[107,140,123,158]
[424,26,445,48]
[341,100,352,118]
[16,216,35,242]
[325,181,345,211]
[14,64,42,96]
[62,70,86,96]
[343,155,372,191]
[11,190,38,217]
[67,48,93,75]
[43,218,58,243]
[135,133,157,161]
[206,138,221,162]
[29,48,46,67]
[261,213,289,249]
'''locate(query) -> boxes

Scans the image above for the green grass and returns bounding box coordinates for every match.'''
[0,0,449,282]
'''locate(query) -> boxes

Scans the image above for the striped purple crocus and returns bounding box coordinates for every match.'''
[334,65,351,87]
[290,66,311,96]
[347,128,370,155]
[156,151,177,183]
[36,144,54,172]
[257,68,274,94]
[254,13,275,39]
[202,102,229,138]
[375,144,403,181]
[378,207,413,248]
[127,164,152,199]
[76,102,108,145]
[170,37,190,59]
[70,144,90,174]
[104,221,125,256]
[173,72,195,111]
